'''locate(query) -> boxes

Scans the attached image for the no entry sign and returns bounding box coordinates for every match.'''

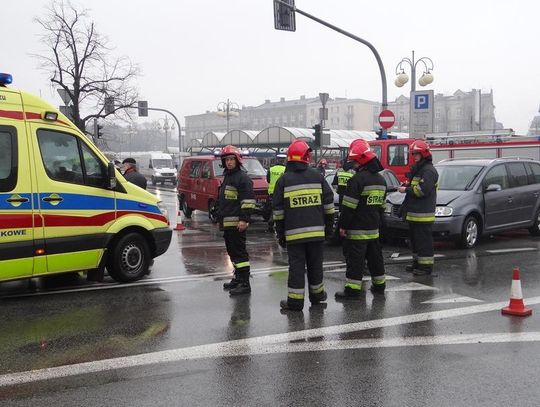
[378,110,395,129]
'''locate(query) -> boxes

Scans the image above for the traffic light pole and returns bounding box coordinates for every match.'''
[275,0,388,138]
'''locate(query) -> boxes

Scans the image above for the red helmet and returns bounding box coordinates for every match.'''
[348,139,376,166]
[319,159,327,166]
[287,140,312,163]
[411,140,432,158]
[220,145,242,163]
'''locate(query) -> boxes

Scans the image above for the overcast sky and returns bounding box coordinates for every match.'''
[3,0,540,134]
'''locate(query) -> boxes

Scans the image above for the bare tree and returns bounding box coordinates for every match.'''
[34,0,139,135]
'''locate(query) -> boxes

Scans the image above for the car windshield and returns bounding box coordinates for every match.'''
[435,165,484,190]
[212,158,267,177]
[152,159,173,169]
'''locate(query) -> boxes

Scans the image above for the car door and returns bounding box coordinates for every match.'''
[197,161,212,210]
[0,123,36,280]
[482,164,515,229]
[186,160,202,210]
[31,125,114,275]
[507,162,535,224]
[525,162,540,218]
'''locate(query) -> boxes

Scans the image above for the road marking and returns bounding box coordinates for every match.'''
[1,297,539,387]
[390,254,445,261]
[422,294,483,304]
[386,282,438,292]
[485,248,536,254]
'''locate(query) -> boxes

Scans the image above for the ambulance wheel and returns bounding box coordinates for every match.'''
[108,233,151,282]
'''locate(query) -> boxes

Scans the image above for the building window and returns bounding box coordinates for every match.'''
[456,108,462,118]
[435,110,440,119]
[310,109,315,116]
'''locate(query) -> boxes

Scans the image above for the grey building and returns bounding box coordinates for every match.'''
[388,89,499,133]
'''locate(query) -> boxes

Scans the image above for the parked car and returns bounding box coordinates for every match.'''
[325,169,400,243]
[384,158,540,248]
[177,155,270,223]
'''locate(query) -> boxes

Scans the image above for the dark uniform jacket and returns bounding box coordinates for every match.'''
[338,159,387,240]
[332,167,355,197]
[218,166,255,229]
[404,158,438,223]
[123,169,147,190]
[272,162,335,244]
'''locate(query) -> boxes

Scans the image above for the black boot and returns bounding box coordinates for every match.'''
[335,286,363,300]
[413,265,433,276]
[223,277,240,290]
[280,299,304,311]
[405,261,418,273]
[370,282,386,294]
[309,291,328,305]
[229,281,251,296]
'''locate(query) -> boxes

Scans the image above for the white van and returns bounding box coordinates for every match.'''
[135,153,177,186]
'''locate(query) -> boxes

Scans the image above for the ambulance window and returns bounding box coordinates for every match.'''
[37,130,84,185]
[80,142,107,188]
[388,144,409,166]
[0,127,17,192]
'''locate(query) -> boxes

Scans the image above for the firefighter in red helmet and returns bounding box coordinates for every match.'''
[397,139,439,276]
[219,145,256,295]
[317,158,328,176]
[335,139,387,298]
[272,140,335,311]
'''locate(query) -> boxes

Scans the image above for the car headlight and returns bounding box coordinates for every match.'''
[384,202,392,214]
[157,201,169,222]
[435,206,453,217]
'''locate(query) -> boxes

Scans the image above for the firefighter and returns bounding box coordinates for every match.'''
[272,140,335,311]
[266,153,287,232]
[397,140,439,276]
[316,158,328,176]
[332,159,355,206]
[219,145,256,295]
[336,139,388,298]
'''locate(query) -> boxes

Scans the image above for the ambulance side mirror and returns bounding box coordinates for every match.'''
[107,162,117,189]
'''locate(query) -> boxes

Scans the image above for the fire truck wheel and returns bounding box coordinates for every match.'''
[208,200,219,224]
[528,210,540,236]
[108,233,151,283]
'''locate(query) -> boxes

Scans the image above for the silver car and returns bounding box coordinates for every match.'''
[384,158,540,248]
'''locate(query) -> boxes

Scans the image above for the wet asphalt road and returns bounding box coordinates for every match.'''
[1,184,540,406]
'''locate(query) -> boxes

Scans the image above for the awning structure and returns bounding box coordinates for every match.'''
[201,131,226,147]
[253,127,314,147]
[221,130,258,146]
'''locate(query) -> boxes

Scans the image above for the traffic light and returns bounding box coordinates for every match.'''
[137,100,148,117]
[93,119,104,138]
[312,124,321,147]
[104,97,115,114]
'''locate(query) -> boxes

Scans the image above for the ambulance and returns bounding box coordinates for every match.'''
[0,73,172,283]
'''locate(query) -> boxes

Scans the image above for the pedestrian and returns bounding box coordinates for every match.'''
[332,159,355,206]
[316,158,327,176]
[336,139,388,298]
[397,140,439,276]
[266,153,287,233]
[219,145,256,295]
[122,157,147,190]
[272,140,335,311]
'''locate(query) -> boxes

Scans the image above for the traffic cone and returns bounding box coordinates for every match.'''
[174,210,185,231]
[501,267,532,317]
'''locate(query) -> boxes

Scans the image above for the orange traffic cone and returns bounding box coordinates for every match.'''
[501,267,532,317]
[174,210,185,231]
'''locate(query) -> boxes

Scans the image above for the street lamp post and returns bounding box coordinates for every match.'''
[157,116,175,152]
[217,99,240,133]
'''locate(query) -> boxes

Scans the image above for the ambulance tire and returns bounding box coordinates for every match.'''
[108,233,151,283]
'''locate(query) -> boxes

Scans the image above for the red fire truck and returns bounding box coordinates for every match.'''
[369,130,540,182]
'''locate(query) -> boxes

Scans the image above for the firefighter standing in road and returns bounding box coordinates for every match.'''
[266,153,287,233]
[219,145,256,295]
[272,140,335,311]
[336,140,387,298]
[398,140,439,276]
[316,158,328,176]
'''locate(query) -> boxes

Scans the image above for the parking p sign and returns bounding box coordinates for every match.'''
[414,94,430,109]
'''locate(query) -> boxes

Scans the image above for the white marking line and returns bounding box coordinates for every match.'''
[2,296,539,387]
[1,262,347,298]
[386,282,438,292]
[422,294,483,304]
[390,254,445,261]
[485,248,536,254]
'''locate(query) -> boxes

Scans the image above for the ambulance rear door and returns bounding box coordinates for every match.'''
[30,124,115,275]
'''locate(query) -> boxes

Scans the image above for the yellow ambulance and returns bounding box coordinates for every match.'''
[0,73,171,283]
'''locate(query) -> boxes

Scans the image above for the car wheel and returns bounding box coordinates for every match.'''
[208,200,218,224]
[151,177,156,186]
[107,233,151,283]
[182,198,193,218]
[528,209,540,236]
[459,216,479,249]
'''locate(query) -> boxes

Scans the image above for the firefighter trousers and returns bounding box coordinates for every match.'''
[408,222,434,270]
[286,241,324,301]
[224,229,250,280]
[343,239,385,288]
